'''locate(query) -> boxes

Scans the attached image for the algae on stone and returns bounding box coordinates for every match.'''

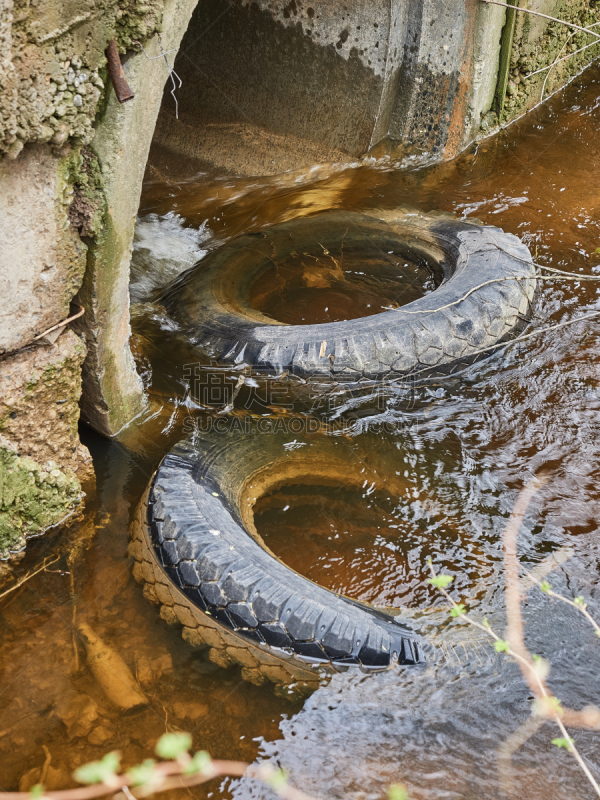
[0,439,82,559]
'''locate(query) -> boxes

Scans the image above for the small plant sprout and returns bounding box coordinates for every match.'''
[263,766,289,790]
[552,736,574,752]
[387,784,410,800]
[126,759,159,795]
[154,732,192,761]
[450,603,466,618]
[426,573,453,590]
[523,568,600,638]
[183,750,214,777]
[73,752,121,787]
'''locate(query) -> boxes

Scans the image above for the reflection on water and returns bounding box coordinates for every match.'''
[246,242,437,325]
[2,65,600,797]
[253,478,492,609]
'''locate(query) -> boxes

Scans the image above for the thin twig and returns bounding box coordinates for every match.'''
[0,759,319,800]
[32,306,85,342]
[503,474,551,665]
[400,308,600,386]
[479,1,600,41]
[540,23,600,100]
[522,569,600,638]
[429,555,600,795]
[554,714,600,795]
[0,760,248,800]
[40,746,52,786]
[523,22,600,81]
[70,569,80,672]
[430,474,600,795]
[0,555,60,602]
[501,478,600,729]
[519,546,574,596]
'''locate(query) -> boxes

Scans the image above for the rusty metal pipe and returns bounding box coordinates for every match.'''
[105,38,135,103]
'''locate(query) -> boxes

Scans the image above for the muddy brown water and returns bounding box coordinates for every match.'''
[2,66,600,798]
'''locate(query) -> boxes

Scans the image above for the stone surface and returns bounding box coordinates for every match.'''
[501,0,600,123]
[0,436,82,558]
[0,329,92,558]
[75,0,200,435]
[55,692,99,740]
[0,0,164,157]
[0,330,92,478]
[0,144,86,354]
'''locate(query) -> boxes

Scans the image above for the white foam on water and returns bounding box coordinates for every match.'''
[130,212,212,303]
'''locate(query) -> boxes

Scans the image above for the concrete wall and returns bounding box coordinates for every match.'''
[0,0,598,556]
[155,0,505,170]
[0,0,168,559]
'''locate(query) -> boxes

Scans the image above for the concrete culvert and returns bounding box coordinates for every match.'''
[161,209,537,381]
[129,427,423,698]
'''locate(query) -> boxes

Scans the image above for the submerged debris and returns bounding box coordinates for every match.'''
[78,622,148,711]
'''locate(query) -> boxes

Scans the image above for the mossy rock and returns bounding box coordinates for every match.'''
[0,442,82,559]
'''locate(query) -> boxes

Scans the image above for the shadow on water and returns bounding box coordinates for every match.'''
[2,65,600,797]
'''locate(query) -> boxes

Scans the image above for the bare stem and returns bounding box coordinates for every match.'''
[0,556,60,603]
[554,716,600,797]
[430,475,600,795]
[479,1,600,41]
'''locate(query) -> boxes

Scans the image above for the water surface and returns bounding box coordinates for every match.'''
[2,64,600,799]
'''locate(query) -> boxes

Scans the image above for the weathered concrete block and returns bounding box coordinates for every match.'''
[0,144,86,354]
[0,329,92,480]
[77,0,201,435]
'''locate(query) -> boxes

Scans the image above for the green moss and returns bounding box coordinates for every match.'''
[115,0,165,52]
[0,446,82,558]
[64,146,108,238]
[500,0,600,123]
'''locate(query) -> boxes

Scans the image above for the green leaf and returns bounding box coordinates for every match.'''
[388,784,410,800]
[30,785,45,799]
[593,247,600,256]
[183,751,213,776]
[127,759,157,788]
[494,639,510,654]
[540,580,552,593]
[265,768,289,790]
[450,604,466,618]
[574,596,587,608]
[426,575,454,589]
[552,736,573,752]
[74,752,121,785]
[482,617,490,628]
[156,732,192,760]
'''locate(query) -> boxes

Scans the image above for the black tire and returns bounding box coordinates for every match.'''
[129,427,422,696]
[162,209,537,380]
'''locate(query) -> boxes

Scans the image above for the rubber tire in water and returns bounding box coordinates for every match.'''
[162,209,537,380]
[129,427,422,696]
